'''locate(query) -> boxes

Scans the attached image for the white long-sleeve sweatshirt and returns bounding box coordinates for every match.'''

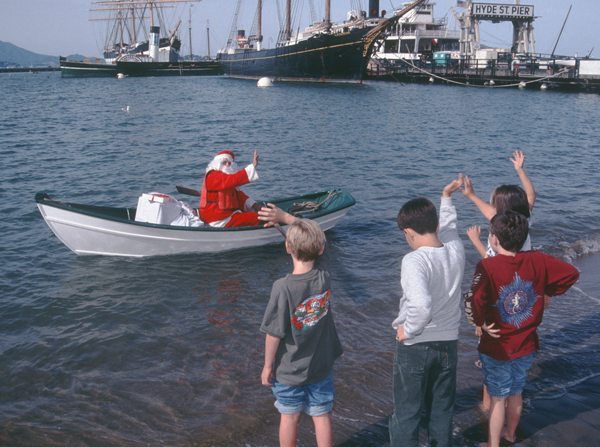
[392,197,465,345]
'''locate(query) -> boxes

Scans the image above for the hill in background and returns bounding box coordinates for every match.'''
[0,41,101,67]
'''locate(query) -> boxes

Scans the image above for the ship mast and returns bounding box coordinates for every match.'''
[285,0,291,40]
[325,0,331,30]
[188,3,193,59]
[257,0,262,50]
[206,20,211,58]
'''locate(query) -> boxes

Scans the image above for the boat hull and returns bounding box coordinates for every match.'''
[60,58,223,78]
[60,60,116,78]
[217,27,371,83]
[117,60,223,77]
[36,190,355,257]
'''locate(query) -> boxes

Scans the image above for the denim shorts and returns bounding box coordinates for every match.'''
[270,370,334,416]
[479,352,534,398]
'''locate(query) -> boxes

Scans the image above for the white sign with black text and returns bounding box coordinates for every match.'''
[472,3,534,18]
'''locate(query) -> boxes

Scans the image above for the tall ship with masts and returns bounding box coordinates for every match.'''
[217,0,426,83]
[60,0,222,77]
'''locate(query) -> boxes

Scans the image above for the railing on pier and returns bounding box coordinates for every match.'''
[369,54,579,80]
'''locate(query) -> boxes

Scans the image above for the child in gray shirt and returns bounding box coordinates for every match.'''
[259,205,343,447]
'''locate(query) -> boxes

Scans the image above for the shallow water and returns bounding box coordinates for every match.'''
[1,72,600,446]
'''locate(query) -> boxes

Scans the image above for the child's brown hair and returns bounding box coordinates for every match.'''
[490,185,530,218]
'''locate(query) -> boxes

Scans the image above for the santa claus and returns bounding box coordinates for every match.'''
[199,150,262,227]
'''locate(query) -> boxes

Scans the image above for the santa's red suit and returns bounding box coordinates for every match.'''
[199,151,261,227]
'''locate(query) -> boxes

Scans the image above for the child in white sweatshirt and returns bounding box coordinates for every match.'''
[389,174,466,447]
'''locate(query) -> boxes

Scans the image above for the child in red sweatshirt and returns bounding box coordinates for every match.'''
[464,210,579,447]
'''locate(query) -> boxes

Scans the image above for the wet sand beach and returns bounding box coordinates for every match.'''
[517,374,600,446]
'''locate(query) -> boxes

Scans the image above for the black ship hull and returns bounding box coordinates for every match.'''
[59,58,223,78]
[217,27,374,83]
[116,60,223,77]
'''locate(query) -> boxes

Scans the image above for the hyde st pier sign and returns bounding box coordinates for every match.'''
[471,3,534,19]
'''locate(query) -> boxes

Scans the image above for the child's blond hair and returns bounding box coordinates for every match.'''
[286,219,326,262]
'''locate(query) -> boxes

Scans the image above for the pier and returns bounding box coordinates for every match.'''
[366,55,600,92]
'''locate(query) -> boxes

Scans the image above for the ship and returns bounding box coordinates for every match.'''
[372,0,460,64]
[60,0,222,78]
[216,0,427,83]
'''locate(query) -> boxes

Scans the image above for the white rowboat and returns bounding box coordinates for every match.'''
[36,189,355,257]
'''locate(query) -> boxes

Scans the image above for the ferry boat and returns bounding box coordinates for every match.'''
[217,0,426,83]
[372,0,460,64]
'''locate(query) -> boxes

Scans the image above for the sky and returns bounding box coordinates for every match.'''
[0,1,597,59]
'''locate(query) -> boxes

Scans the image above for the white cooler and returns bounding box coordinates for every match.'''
[135,193,182,225]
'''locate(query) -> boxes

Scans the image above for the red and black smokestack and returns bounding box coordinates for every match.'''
[369,0,380,18]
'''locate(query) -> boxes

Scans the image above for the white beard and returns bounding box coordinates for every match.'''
[220,162,240,175]
[205,155,240,174]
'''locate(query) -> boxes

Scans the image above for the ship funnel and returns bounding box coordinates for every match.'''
[237,30,245,48]
[368,0,380,18]
[149,26,160,61]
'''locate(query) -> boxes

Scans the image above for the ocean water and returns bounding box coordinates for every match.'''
[1,72,599,446]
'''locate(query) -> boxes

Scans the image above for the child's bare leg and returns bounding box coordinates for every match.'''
[279,412,301,447]
[502,394,523,442]
[481,384,491,413]
[312,413,333,447]
[485,396,507,447]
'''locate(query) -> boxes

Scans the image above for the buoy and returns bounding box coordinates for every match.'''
[541,83,548,90]
[489,80,495,86]
[429,77,434,83]
[117,73,126,79]
[519,81,526,89]
[257,77,273,87]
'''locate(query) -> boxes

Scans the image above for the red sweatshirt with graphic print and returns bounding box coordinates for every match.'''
[464,251,579,361]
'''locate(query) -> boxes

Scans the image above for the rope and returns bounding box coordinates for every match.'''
[288,189,342,216]
[384,58,572,88]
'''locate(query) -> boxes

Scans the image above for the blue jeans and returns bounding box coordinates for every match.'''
[479,352,534,398]
[270,370,334,416]
[390,340,457,447]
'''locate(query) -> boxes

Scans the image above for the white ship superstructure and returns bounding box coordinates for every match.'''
[373,1,459,62]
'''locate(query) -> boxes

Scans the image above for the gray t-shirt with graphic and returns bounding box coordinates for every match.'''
[261,245,343,386]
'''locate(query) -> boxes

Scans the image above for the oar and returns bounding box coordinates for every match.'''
[175,185,286,239]
[176,185,201,197]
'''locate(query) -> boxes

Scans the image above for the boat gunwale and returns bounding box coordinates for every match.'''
[35,189,356,232]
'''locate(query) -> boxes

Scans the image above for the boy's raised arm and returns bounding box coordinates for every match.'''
[511,150,536,211]
[258,204,298,227]
[442,173,464,198]
[461,175,496,220]
[438,174,463,242]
